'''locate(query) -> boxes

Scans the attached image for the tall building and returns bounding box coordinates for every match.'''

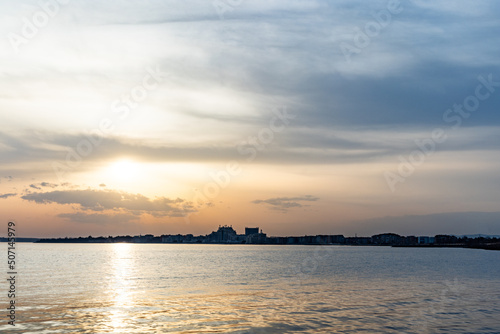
[245,227,259,236]
[207,225,238,243]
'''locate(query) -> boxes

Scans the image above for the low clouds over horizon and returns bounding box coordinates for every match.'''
[20,188,195,219]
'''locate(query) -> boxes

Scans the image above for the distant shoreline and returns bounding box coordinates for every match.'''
[393,244,500,251]
[1,241,499,251]
[2,233,499,251]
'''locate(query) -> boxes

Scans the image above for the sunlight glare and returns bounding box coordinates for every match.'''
[107,159,140,182]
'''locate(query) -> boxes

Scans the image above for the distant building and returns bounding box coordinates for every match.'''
[245,227,260,236]
[246,232,267,244]
[435,235,460,244]
[243,227,267,244]
[267,237,288,244]
[207,225,238,243]
[417,236,435,244]
[345,237,371,245]
[371,233,403,245]
[161,234,194,243]
[133,234,154,243]
[405,236,418,245]
[315,235,345,244]
[113,235,133,243]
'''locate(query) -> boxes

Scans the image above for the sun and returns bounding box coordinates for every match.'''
[107,159,140,181]
[92,158,159,194]
[92,159,204,196]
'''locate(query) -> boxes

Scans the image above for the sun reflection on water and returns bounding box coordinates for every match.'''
[108,243,135,332]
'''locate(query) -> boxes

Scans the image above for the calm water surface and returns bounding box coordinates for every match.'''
[1,243,499,333]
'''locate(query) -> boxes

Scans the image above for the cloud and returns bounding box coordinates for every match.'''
[0,176,13,183]
[1,0,499,141]
[21,189,196,218]
[252,195,319,212]
[58,212,138,226]
[0,193,17,199]
[3,125,500,174]
[28,182,61,191]
[40,182,58,188]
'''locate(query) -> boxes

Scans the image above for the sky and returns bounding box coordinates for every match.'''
[1,0,500,238]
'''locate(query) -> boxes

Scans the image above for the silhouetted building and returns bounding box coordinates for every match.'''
[245,227,259,236]
[404,236,418,245]
[345,237,371,245]
[435,235,460,244]
[162,234,194,243]
[207,225,238,243]
[371,233,403,245]
[267,237,288,244]
[133,234,154,243]
[246,232,267,244]
[417,236,435,244]
[315,235,345,244]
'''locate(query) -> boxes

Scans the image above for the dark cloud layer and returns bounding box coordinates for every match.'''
[21,189,195,218]
[252,195,319,212]
[2,127,500,174]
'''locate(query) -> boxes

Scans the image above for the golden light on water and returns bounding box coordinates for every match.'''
[108,243,135,332]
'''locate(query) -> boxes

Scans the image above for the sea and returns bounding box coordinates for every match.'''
[1,243,499,333]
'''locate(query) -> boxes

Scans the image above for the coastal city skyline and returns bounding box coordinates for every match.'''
[1,1,500,239]
[29,224,500,248]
